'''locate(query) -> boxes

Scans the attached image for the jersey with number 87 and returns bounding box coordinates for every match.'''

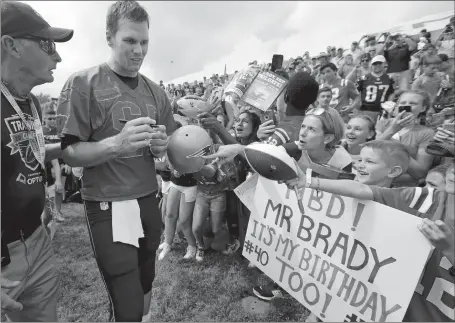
[358,73,395,112]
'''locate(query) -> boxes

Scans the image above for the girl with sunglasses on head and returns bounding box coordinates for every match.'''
[283,107,353,174]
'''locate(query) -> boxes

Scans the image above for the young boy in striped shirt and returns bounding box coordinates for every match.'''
[284,140,454,322]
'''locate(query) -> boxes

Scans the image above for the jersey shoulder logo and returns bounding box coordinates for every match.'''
[4,114,39,171]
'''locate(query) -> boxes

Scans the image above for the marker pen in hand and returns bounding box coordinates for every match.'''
[119,119,159,128]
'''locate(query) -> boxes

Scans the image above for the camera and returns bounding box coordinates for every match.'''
[398,105,412,113]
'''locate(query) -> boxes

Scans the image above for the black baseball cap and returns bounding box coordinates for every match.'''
[1,1,73,42]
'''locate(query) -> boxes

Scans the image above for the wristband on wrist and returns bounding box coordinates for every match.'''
[306,168,312,187]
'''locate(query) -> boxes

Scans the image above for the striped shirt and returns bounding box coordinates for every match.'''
[370,186,454,322]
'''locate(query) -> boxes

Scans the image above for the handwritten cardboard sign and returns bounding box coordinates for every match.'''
[241,177,432,322]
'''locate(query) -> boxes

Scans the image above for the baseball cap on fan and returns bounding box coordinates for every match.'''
[371,55,386,64]
[1,1,73,42]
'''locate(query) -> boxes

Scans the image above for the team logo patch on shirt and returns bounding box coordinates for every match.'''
[4,113,40,171]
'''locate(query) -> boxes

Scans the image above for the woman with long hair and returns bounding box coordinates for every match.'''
[233,107,262,145]
[196,108,262,255]
[222,108,262,254]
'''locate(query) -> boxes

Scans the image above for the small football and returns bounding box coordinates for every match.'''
[244,143,297,181]
[176,95,213,119]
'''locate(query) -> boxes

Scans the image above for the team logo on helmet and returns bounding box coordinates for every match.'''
[5,114,40,171]
[186,145,213,159]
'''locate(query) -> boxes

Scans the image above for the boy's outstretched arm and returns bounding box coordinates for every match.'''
[282,161,375,200]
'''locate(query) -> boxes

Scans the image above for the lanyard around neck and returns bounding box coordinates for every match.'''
[1,82,46,168]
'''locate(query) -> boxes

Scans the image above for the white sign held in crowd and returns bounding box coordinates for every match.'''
[240,177,433,322]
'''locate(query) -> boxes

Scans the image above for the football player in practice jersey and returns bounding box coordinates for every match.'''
[57,1,176,322]
[344,55,395,122]
[319,62,360,122]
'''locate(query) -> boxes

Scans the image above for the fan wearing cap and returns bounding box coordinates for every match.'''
[344,55,395,122]
[1,1,73,321]
[56,1,176,321]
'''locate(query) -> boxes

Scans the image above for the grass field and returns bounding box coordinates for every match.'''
[52,203,309,322]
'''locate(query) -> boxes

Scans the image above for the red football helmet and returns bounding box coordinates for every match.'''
[167,125,213,174]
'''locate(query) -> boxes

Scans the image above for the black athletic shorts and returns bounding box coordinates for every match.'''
[84,193,161,322]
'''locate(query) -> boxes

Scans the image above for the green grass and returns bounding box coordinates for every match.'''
[11,203,310,322]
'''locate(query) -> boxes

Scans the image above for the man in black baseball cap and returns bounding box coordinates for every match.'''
[1,1,73,41]
[1,1,73,321]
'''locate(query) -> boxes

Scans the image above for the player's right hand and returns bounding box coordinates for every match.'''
[257,120,276,140]
[115,117,157,154]
[1,276,23,312]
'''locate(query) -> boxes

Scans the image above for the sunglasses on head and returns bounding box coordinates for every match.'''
[18,36,57,55]
[305,107,335,123]
[306,107,327,116]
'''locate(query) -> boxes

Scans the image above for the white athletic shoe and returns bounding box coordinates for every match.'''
[158,243,171,261]
[195,248,205,262]
[222,239,240,255]
[183,246,197,260]
[158,242,166,250]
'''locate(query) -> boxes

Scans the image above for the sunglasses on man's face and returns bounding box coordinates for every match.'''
[18,37,57,55]
[361,59,370,62]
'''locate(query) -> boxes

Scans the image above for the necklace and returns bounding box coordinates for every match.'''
[1,79,28,100]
